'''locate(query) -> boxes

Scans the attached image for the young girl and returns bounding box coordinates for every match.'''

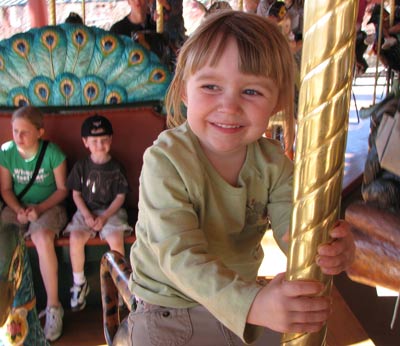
[127,10,355,345]
[0,106,68,342]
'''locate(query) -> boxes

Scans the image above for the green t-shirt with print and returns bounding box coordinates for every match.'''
[0,140,66,204]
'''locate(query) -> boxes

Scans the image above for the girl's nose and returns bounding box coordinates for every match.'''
[218,92,240,114]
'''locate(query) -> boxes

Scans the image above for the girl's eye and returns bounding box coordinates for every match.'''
[243,89,260,96]
[202,84,218,91]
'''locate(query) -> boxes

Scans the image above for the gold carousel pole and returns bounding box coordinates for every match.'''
[49,0,56,25]
[82,0,86,24]
[390,0,395,27]
[282,0,358,345]
[237,0,243,11]
[156,0,164,33]
[373,0,385,104]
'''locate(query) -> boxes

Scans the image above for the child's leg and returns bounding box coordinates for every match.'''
[105,231,125,256]
[69,230,91,312]
[69,230,91,275]
[30,228,60,307]
[28,205,67,341]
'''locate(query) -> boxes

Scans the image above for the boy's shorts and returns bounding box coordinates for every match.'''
[0,205,67,238]
[63,208,133,240]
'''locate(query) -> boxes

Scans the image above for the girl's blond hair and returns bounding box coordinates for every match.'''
[165,10,295,151]
[11,106,44,130]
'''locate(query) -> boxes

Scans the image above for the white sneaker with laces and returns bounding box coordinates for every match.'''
[70,280,90,312]
[39,305,64,341]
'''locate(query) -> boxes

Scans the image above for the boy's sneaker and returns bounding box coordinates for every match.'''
[39,305,64,341]
[70,280,90,312]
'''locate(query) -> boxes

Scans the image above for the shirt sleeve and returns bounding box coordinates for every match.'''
[268,154,293,253]
[66,161,82,191]
[48,142,66,169]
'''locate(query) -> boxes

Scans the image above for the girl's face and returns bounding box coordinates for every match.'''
[182,38,279,160]
[12,118,43,153]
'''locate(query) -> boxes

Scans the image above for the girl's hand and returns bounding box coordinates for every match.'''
[316,220,355,275]
[93,215,107,232]
[26,206,40,222]
[17,208,29,224]
[247,273,331,333]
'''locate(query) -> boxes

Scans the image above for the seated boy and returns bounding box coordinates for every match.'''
[64,114,132,311]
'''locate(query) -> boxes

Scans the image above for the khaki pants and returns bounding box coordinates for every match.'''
[126,299,281,346]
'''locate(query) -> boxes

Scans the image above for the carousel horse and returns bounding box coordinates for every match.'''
[0,23,171,107]
[100,250,134,346]
[0,222,49,346]
[345,94,400,291]
[361,95,400,210]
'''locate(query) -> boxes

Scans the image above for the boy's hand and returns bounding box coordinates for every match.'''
[84,214,96,229]
[93,215,107,231]
[317,220,355,275]
[17,208,29,224]
[247,273,331,333]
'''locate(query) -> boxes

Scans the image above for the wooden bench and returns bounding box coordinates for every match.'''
[0,103,166,247]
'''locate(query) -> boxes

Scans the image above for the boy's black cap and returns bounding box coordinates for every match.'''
[81,114,113,137]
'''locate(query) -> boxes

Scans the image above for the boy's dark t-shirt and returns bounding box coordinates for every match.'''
[67,156,130,211]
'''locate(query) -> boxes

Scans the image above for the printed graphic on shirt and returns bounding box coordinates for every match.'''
[12,168,49,184]
[85,169,125,205]
[246,199,270,261]
[246,199,269,231]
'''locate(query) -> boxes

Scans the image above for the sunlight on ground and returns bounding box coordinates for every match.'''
[258,231,286,278]
[349,340,376,346]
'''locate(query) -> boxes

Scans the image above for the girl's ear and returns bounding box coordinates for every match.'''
[181,87,188,106]
[38,128,45,138]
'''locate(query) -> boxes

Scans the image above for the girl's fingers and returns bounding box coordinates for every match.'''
[287,295,331,313]
[281,279,325,297]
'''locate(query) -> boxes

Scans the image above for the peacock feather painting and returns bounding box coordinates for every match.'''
[0,24,172,107]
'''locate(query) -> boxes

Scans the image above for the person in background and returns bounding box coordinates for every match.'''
[65,12,84,24]
[256,0,276,17]
[64,114,132,312]
[126,10,355,346]
[284,0,303,42]
[0,106,68,342]
[110,0,155,38]
[150,0,187,49]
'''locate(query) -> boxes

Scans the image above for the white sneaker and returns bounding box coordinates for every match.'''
[70,280,90,312]
[39,305,64,341]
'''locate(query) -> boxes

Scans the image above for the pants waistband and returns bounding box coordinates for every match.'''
[134,297,164,312]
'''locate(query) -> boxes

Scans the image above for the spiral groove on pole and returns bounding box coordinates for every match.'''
[49,0,56,25]
[156,1,164,33]
[282,1,358,345]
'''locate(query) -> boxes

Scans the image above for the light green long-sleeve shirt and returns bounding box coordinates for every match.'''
[129,122,293,343]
